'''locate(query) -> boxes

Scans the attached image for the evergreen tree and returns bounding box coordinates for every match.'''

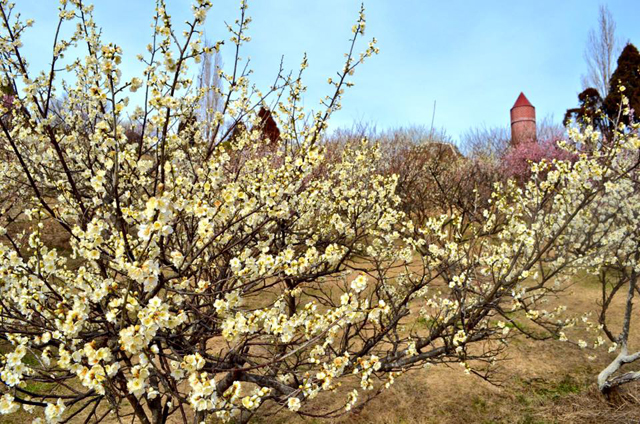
[563,87,605,128]
[603,43,640,123]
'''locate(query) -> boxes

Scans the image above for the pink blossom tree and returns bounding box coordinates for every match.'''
[503,135,576,181]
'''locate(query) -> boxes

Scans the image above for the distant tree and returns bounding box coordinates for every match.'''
[503,138,576,182]
[565,45,640,135]
[462,118,565,163]
[460,125,510,161]
[198,39,224,144]
[563,87,606,128]
[256,106,281,144]
[603,43,640,124]
[367,126,500,226]
[536,115,566,144]
[582,4,621,98]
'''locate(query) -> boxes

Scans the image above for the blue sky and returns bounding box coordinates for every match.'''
[15,1,640,145]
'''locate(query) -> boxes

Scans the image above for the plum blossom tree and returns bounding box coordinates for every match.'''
[0,1,395,422]
[0,1,639,423]
[502,137,576,182]
[511,113,640,396]
[572,120,640,396]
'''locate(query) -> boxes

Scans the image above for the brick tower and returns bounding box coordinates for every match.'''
[510,92,536,145]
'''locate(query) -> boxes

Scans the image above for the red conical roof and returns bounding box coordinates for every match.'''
[512,92,533,108]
